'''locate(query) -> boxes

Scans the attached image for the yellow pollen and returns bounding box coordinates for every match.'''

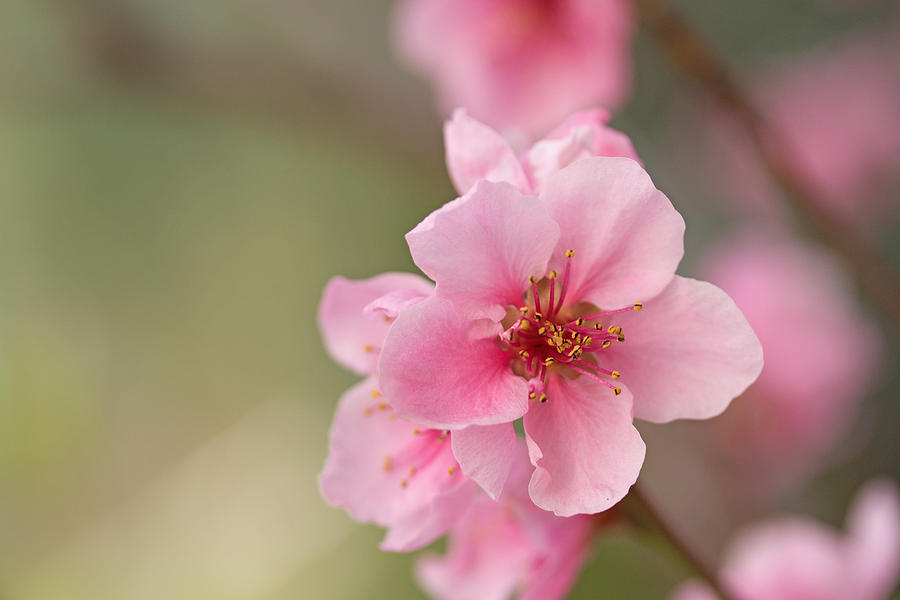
[633,302,643,310]
[412,428,420,435]
[595,323,603,330]
[584,336,593,345]
[534,312,543,321]
[448,466,455,475]
[529,392,537,400]
[377,402,389,411]
[370,389,382,398]
[518,350,530,358]
[567,345,581,357]
[363,344,375,353]
[544,357,555,366]
[608,326,622,334]
[539,393,548,403]
[611,371,621,379]
[537,326,546,335]
[529,275,538,283]
[613,387,622,395]
[565,249,575,258]
[383,456,393,472]
[549,269,558,278]
[520,320,530,330]
[602,340,612,348]
[575,317,584,326]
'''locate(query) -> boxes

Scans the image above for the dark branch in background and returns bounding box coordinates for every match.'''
[627,484,735,600]
[633,0,900,337]
[49,0,441,167]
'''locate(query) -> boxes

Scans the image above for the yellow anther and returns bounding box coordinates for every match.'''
[363,344,375,353]
[448,466,456,475]
[383,456,393,472]
[602,340,612,348]
[544,357,555,366]
[390,413,397,420]
[537,327,546,335]
[520,306,529,314]
[633,302,643,311]
[529,275,538,283]
[594,323,603,330]
[613,387,622,396]
[363,407,374,416]
[584,336,593,345]
[607,325,622,334]
[534,312,543,321]
[539,393,548,403]
[529,391,537,400]
[565,249,575,258]
[520,320,530,330]
[575,317,584,326]
[400,480,408,488]
[611,370,621,379]
[377,402,389,411]
[549,269,558,278]
[518,349,530,358]
[409,467,417,475]
[617,335,625,342]
[412,428,420,435]
[567,345,581,357]
[370,389,382,398]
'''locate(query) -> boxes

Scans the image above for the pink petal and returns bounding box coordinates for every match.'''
[444,108,531,195]
[524,376,645,516]
[379,295,529,429]
[846,479,900,600]
[318,273,433,374]
[451,422,520,500]
[318,377,469,536]
[611,276,763,423]
[540,157,684,309]
[416,497,536,600]
[380,477,479,552]
[524,108,642,193]
[406,179,560,321]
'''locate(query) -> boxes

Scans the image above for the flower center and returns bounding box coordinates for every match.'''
[502,250,642,403]
[366,389,459,489]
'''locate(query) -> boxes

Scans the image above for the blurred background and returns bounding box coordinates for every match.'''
[1,0,898,598]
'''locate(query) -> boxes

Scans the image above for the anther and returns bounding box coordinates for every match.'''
[534,312,543,321]
[363,344,375,353]
[363,407,374,416]
[549,269,558,278]
[544,357,555,366]
[529,275,538,283]
[377,402,389,411]
[400,480,408,489]
[613,387,622,395]
[383,456,393,472]
[370,389,382,398]
[447,467,456,475]
[409,467,417,475]
[529,391,537,400]
[565,249,575,258]
[602,340,612,348]
[633,302,643,310]
[537,327,546,335]
[539,393,548,403]
[412,429,420,435]
[575,317,584,326]
[611,371,621,379]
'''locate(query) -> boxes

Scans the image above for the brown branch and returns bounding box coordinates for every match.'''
[627,484,735,600]
[634,0,900,337]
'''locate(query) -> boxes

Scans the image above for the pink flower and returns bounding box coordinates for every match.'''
[670,479,900,600]
[416,444,594,600]
[318,273,484,551]
[444,108,641,196]
[379,157,763,516]
[700,230,881,486]
[687,32,900,226]
[393,0,633,138]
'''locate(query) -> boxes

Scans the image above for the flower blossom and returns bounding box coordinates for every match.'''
[379,155,763,516]
[685,31,900,226]
[671,479,900,600]
[318,273,485,551]
[444,107,640,197]
[393,0,633,138]
[700,230,881,489]
[416,443,595,600]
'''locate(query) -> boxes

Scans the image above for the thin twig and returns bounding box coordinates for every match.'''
[628,483,734,600]
[633,0,900,337]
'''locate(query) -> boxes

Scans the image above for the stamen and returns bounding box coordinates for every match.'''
[530,276,542,315]
[538,392,548,403]
[556,250,575,315]
[633,302,643,310]
[370,389,382,398]
[447,466,455,475]
[548,269,558,316]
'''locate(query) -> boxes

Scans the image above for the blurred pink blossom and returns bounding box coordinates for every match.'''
[379,157,763,516]
[701,230,881,486]
[671,479,900,600]
[690,33,900,226]
[319,273,493,551]
[393,0,633,139]
[444,107,640,196]
[416,444,594,600]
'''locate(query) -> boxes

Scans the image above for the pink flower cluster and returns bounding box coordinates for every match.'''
[318,110,763,597]
[671,480,900,600]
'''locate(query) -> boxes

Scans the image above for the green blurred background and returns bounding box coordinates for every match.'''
[1,0,897,598]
